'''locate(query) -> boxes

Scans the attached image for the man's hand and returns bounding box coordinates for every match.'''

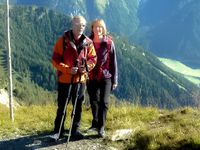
[59,63,67,67]
[71,67,78,75]
[59,63,69,74]
[78,65,86,74]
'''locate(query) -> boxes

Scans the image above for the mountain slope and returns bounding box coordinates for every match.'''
[135,0,200,68]
[0,0,140,38]
[159,58,200,86]
[0,5,198,108]
[1,0,200,68]
[0,5,57,104]
[115,37,197,108]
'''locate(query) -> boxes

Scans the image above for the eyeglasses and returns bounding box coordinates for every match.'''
[74,23,86,28]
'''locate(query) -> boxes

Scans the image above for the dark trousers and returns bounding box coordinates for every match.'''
[54,82,85,134]
[87,79,111,129]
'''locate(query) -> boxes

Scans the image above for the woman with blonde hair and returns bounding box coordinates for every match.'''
[87,19,118,138]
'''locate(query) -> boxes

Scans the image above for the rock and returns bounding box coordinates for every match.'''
[0,89,19,108]
[111,129,133,141]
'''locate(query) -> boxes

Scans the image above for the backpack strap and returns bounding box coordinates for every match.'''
[63,30,91,54]
[62,31,92,70]
[62,31,72,53]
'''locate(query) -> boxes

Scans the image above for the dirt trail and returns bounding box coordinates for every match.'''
[0,134,116,150]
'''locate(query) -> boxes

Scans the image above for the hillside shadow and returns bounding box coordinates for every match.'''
[158,140,200,150]
[132,134,200,150]
[0,133,65,150]
[0,49,8,71]
[0,131,100,150]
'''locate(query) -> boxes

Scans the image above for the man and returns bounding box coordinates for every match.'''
[51,15,97,139]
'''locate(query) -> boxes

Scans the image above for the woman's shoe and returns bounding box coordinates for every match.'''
[98,127,105,138]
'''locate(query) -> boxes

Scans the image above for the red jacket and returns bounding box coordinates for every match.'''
[89,35,118,85]
[52,30,97,83]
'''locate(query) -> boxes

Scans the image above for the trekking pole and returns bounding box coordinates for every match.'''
[66,74,81,145]
[67,59,86,145]
[53,60,78,141]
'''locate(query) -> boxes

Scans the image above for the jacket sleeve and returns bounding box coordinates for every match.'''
[110,40,118,85]
[86,42,97,72]
[52,36,71,74]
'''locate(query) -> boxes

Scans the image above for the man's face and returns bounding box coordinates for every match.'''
[72,18,86,38]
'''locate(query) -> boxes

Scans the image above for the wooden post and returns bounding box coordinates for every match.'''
[7,0,14,122]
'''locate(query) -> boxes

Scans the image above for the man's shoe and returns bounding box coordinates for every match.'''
[98,128,106,138]
[71,131,84,140]
[49,133,60,141]
[49,132,65,141]
[87,126,98,133]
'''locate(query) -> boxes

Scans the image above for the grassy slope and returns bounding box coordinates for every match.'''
[1,103,200,149]
[159,58,200,85]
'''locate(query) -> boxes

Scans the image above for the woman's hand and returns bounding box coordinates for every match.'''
[112,84,117,90]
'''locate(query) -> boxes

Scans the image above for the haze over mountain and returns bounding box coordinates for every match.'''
[1,0,199,68]
[0,5,199,108]
[135,0,200,68]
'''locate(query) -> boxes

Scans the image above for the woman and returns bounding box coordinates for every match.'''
[87,19,118,138]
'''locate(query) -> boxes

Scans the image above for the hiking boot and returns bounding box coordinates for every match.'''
[87,126,98,133]
[49,132,65,141]
[98,127,106,138]
[71,130,84,140]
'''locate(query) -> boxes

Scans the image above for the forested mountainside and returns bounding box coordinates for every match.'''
[0,5,199,108]
[0,0,140,38]
[1,0,200,68]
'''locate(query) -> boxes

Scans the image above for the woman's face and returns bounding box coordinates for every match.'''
[93,23,104,37]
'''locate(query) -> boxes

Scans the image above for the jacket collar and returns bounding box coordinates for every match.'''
[66,30,88,53]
